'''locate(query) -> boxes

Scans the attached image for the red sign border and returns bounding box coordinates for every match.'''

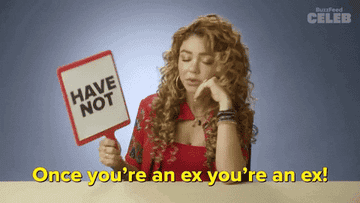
[56,50,131,146]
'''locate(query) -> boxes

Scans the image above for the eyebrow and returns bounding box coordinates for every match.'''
[180,49,213,56]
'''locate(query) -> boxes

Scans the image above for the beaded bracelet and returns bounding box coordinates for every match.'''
[218,115,235,120]
[217,109,237,126]
[217,109,236,118]
[217,120,237,127]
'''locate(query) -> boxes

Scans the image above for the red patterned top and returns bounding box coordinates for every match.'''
[161,142,211,181]
[125,94,249,181]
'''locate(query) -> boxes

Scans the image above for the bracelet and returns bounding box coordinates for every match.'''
[218,115,235,120]
[217,120,237,127]
[217,109,237,125]
[217,109,236,119]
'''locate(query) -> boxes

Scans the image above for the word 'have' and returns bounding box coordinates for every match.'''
[70,75,116,117]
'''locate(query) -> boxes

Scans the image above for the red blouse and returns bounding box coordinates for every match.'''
[161,142,211,181]
[125,94,249,181]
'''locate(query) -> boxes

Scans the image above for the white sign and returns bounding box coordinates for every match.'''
[57,50,130,146]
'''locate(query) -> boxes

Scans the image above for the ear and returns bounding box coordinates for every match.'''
[215,63,224,78]
[214,52,224,74]
[216,65,222,73]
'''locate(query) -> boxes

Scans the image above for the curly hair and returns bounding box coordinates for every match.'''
[149,14,257,170]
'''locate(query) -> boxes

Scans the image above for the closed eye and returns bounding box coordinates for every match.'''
[181,55,191,62]
[203,61,213,65]
[202,58,214,65]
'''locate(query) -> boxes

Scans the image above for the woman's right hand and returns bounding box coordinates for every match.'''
[99,138,123,170]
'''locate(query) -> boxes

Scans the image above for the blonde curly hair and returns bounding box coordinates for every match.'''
[149,14,256,170]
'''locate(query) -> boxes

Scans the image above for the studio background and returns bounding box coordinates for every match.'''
[1,0,359,181]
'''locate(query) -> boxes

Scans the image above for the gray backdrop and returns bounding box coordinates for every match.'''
[1,0,359,181]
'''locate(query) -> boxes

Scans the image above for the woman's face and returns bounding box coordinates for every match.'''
[178,35,217,94]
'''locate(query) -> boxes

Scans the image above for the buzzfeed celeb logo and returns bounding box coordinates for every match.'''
[308,7,351,24]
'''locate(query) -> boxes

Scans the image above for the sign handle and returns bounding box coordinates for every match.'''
[104,129,121,171]
[103,129,120,150]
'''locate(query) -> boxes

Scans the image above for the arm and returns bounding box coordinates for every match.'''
[112,158,139,172]
[215,99,247,183]
[100,98,149,181]
[98,138,139,181]
[194,77,249,183]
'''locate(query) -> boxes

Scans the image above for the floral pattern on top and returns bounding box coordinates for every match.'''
[125,94,256,174]
[135,109,145,131]
[128,132,143,164]
[127,108,146,165]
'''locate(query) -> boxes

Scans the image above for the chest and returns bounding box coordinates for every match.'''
[175,121,206,146]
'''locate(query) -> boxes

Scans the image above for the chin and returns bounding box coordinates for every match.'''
[184,86,197,94]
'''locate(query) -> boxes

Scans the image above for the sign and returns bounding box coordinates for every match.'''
[57,50,130,146]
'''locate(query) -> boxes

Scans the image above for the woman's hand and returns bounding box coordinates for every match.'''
[98,138,123,169]
[194,76,232,110]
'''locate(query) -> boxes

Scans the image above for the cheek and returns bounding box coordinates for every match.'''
[178,62,186,75]
[177,62,186,82]
[202,66,217,78]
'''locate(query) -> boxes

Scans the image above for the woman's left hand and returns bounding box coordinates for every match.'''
[194,76,232,110]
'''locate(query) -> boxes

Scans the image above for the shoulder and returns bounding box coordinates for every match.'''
[139,93,158,110]
[141,93,158,104]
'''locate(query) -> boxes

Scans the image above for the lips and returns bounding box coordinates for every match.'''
[186,79,201,86]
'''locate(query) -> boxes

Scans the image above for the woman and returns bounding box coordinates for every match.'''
[98,14,257,182]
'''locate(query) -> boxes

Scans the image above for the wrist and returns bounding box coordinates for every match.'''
[113,157,126,171]
[219,97,232,110]
[217,108,237,127]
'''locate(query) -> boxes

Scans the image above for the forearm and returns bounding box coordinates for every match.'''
[215,123,246,173]
[112,158,139,180]
[215,100,246,174]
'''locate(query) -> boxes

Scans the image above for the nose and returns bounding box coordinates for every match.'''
[188,58,200,74]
